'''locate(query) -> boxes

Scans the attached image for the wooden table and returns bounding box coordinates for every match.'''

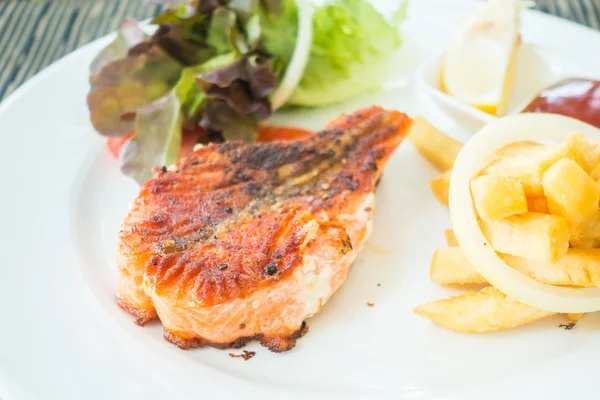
[0,0,599,101]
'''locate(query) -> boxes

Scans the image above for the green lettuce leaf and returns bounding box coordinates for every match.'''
[175,65,208,122]
[120,92,183,183]
[120,49,274,182]
[197,0,228,14]
[87,0,409,184]
[207,8,238,54]
[196,53,276,141]
[151,12,216,65]
[255,0,297,77]
[87,43,182,136]
[287,0,408,106]
[200,99,259,142]
[174,52,236,123]
[89,18,148,79]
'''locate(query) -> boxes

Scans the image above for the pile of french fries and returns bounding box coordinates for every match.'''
[408,117,600,332]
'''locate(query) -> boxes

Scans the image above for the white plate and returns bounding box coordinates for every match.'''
[2,1,600,399]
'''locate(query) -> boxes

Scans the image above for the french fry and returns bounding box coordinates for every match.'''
[571,212,600,248]
[587,138,600,147]
[566,313,585,322]
[502,249,600,287]
[477,142,547,174]
[570,237,600,248]
[431,170,451,206]
[444,228,459,246]
[430,247,486,285]
[414,286,556,333]
[493,141,546,158]
[408,117,463,171]
[426,142,560,210]
[480,212,569,263]
[590,164,600,197]
[480,133,599,197]
[480,145,561,197]
[560,132,600,174]
[470,175,528,220]
[526,196,549,213]
[423,133,600,335]
[432,247,600,287]
[589,162,600,181]
[542,158,599,231]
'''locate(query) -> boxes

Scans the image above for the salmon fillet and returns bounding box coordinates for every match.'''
[116,107,411,352]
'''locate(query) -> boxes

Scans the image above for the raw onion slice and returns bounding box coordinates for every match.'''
[270,0,313,110]
[449,113,600,313]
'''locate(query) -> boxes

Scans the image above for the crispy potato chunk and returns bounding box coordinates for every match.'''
[493,141,546,159]
[570,237,600,249]
[471,175,527,220]
[444,228,459,246]
[542,158,599,232]
[414,286,556,333]
[560,132,600,174]
[422,133,600,334]
[566,313,585,322]
[430,247,486,285]
[589,163,600,181]
[480,134,598,197]
[587,138,600,147]
[431,247,600,287]
[431,170,451,207]
[502,249,600,287]
[526,196,549,213]
[479,144,559,197]
[480,212,569,263]
[408,117,463,171]
[571,213,600,248]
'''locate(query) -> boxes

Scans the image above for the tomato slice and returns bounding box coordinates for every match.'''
[180,127,207,157]
[106,126,307,161]
[106,131,135,159]
[106,128,207,161]
[257,126,313,142]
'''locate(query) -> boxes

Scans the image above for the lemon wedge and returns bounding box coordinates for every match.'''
[442,0,522,116]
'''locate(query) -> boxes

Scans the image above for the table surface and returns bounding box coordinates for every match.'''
[0,0,599,101]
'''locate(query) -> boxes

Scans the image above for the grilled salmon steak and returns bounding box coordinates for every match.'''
[116,107,411,352]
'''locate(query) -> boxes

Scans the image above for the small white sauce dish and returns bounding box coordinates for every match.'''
[417,43,600,132]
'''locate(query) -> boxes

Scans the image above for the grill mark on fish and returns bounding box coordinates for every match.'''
[117,107,411,351]
[128,110,408,303]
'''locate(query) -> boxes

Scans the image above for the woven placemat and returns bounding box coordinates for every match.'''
[0,0,599,101]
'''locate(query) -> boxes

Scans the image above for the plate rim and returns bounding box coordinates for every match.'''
[2,2,600,399]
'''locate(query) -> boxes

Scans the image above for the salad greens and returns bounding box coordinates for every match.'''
[120,93,182,183]
[87,0,407,183]
[289,0,408,106]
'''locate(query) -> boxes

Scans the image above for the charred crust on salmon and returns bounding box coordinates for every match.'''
[164,322,308,352]
[259,322,309,353]
[264,263,277,275]
[116,297,157,326]
[116,107,411,352]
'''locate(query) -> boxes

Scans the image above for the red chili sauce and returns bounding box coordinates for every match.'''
[523,78,600,128]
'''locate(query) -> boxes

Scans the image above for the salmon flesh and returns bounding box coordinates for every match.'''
[116,107,411,352]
